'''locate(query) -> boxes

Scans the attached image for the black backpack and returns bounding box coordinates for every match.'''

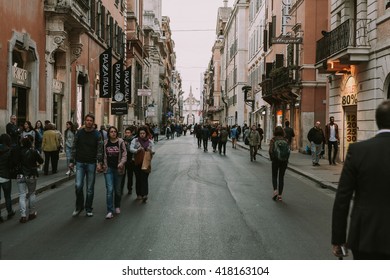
[273,139,290,161]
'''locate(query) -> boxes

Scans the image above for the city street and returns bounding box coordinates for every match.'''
[0,135,338,260]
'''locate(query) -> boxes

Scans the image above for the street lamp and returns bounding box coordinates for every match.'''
[242,85,254,126]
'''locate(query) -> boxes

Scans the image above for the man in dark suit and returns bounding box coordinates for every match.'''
[332,100,390,260]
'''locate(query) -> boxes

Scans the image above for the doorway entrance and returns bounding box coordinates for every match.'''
[12,86,28,127]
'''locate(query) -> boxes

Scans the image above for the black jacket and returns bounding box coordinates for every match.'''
[332,132,390,254]
[15,146,44,177]
[307,126,325,144]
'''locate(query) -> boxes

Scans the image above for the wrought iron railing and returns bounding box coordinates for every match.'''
[260,79,272,97]
[272,68,292,90]
[316,18,370,63]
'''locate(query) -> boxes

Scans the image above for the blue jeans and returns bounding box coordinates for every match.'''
[17,175,37,217]
[104,167,123,213]
[311,142,322,164]
[0,180,13,214]
[65,145,72,166]
[75,162,96,212]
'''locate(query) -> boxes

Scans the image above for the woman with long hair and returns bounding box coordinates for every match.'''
[34,120,44,153]
[102,126,127,219]
[21,121,35,147]
[130,126,154,203]
[269,126,290,201]
[64,121,76,175]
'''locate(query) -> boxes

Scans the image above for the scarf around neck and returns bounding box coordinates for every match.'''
[138,136,149,149]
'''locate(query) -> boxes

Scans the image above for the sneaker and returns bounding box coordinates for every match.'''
[65,170,70,176]
[86,211,93,217]
[115,208,121,214]
[72,209,82,217]
[105,212,114,219]
[19,216,27,223]
[28,212,37,221]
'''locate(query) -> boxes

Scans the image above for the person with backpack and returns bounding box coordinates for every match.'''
[269,126,290,202]
[248,125,261,161]
[210,124,219,152]
[14,135,44,223]
[218,125,229,155]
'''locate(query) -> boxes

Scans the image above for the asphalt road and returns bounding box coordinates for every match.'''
[0,135,339,260]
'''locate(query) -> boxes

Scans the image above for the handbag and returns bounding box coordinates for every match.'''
[244,137,249,145]
[141,150,152,173]
[134,149,145,166]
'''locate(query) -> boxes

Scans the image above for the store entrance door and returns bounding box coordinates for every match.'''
[12,86,28,127]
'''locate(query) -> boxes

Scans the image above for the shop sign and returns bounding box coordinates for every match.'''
[111,102,128,115]
[52,79,64,94]
[137,89,152,96]
[146,105,157,117]
[124,67,131,103]
[99,48,112,98]
[271,35,303,44]
[342,77,358,106]
[12,66,31,87]
[112,59,124,102]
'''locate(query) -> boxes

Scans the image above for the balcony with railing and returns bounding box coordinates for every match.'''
[316,18,370,68]
[45,0,90,30]
[260,67,299,104]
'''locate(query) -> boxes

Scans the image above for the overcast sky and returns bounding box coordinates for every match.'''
[162,0,235,99]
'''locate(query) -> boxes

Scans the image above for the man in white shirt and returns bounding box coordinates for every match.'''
[325,116,339,165]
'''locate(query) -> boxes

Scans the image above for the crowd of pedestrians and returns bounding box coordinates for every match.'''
[3,100,390,261]
[0,113,159,223]
[1,116,65,223]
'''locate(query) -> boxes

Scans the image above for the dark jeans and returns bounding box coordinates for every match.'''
[0,180,13,213]
[218,141,227,154]
[202,138,208,151]
[120,160,134,194]
[271,160,288,195]
[328,141,338,163]
[44,150,59,174]
[211,139,218,151]
[197,137,202,148]
[134,165,149,197]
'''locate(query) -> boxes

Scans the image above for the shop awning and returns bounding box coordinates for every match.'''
[252,106,267,115]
